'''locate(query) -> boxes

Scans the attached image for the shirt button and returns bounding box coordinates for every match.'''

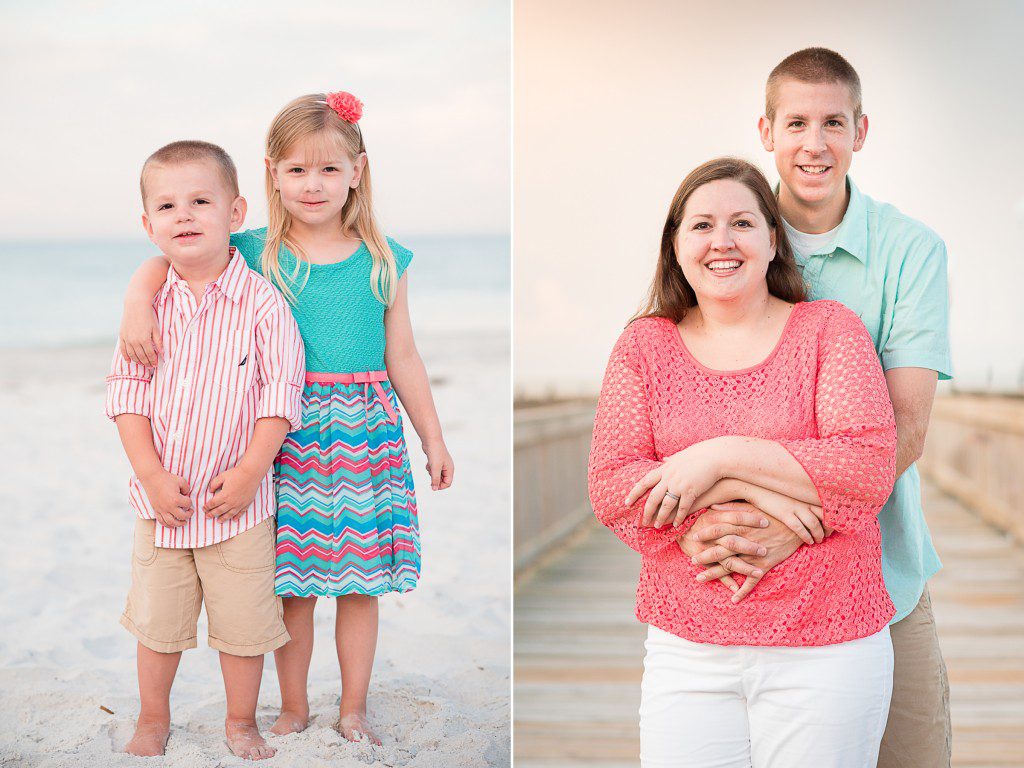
[179,377,190,389]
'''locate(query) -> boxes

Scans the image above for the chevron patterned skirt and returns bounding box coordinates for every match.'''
[273,372,420,597]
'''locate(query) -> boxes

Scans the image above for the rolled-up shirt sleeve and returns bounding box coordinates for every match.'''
[880,237,952,380]
[105,346,153,420]
[779,303,898,534]
[588,324,687,556]
[254,291,305,431]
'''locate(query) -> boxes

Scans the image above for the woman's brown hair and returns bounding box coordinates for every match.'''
[636,157,806,323]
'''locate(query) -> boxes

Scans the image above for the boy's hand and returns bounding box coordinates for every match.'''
[423,440,454,491]
[139,468,192,527]
[120,301,162,367]
[204,466,262,521]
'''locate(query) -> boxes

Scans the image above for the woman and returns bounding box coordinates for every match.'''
[588,158,897,767]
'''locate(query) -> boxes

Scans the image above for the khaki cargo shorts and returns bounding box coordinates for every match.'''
[120,518,289,657]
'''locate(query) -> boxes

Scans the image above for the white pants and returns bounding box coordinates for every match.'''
[640,625,893,768]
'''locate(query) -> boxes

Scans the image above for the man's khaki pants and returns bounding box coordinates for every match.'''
[878,586,952,768]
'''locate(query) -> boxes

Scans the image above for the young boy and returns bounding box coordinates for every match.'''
[685,48,952,766]
[105,141,305,761]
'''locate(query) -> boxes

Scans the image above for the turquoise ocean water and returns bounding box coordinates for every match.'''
[0,235,509,347]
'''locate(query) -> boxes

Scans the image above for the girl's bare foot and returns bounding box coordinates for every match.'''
[225,720,276,761]
[270,709,309,736]
[338,711,382,746]
[124,718,170,756]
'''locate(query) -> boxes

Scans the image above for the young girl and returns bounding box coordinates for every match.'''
[119,91,454,745]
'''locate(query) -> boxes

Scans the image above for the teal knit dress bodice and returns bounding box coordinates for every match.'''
[230,228,412,373]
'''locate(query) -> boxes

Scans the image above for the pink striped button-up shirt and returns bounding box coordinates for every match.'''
[106,249,305,548]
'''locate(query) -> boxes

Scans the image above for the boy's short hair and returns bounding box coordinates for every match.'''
[766,47,862,122]
[140,140,239,204]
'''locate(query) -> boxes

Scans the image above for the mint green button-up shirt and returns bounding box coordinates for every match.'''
[784,177,952,623]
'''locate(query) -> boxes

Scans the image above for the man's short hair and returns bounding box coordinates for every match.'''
[140,140,239,203]
[766,47,862,122]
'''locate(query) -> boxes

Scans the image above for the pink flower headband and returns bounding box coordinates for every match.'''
[326,91,363,123]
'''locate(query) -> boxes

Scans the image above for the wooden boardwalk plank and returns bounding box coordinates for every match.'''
[514,482,1024,766]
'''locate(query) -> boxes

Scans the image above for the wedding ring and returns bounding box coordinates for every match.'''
[665,492,680,501]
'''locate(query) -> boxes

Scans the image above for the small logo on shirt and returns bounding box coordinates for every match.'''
[238,354,248,367]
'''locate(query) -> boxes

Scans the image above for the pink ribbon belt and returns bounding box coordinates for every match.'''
[304,370,399,425]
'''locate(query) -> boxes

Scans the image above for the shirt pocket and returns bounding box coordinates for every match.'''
[216,329,256,394]
[834,268,886,346]
[845,294,884,348]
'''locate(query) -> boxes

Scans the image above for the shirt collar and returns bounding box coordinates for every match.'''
[775,176,867,263]
[215,246,248,304]
[830,177,867,263]
[159,246,246,304]
[159,263,181,304]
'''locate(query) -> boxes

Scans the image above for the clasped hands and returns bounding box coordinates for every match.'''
[624,440,827,602]
[680,506,807,602]
[138,464,263,528]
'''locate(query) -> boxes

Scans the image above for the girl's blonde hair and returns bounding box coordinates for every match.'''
[262,93,397,305]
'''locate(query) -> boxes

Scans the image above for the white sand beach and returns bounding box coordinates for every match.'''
[0,330,511,767]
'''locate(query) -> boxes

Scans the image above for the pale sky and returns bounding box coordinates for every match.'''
[0,0,509,238]
[514,0,1024,395]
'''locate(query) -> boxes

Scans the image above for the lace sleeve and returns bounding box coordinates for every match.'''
[779,304,897,533]
[588,324,686,555]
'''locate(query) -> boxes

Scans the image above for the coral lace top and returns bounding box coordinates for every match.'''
[588,300,898,646]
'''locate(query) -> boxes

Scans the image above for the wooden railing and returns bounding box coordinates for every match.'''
[918,394,1024,545]
[513,399,597,574]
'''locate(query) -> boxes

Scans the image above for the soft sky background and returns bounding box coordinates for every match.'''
[515,0,1024,396]
[0,0,509,238]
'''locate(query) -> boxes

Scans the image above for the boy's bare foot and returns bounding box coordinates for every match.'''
[225,720,276,761]
[338,711,382,746]
[270,709,309,736]
[124,718,170,756]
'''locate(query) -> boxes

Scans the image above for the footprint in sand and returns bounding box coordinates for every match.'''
[106,718,137,752]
